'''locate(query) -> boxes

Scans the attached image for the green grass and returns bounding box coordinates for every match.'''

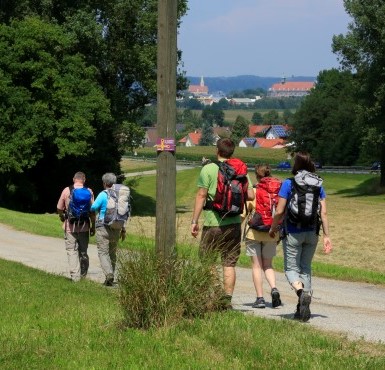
[1,258,385,368]
[189,109,290,123]
[0,168,384,285]
[135,146,288,164]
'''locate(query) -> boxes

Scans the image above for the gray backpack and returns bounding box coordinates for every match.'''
[286,170,322,230]
[104,184,131,229]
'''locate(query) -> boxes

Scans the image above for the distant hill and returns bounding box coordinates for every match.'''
[186,75,316,94]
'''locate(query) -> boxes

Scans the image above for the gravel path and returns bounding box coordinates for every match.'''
[1,223,385,343]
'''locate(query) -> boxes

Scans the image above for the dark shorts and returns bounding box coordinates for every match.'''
[200,223,241,267]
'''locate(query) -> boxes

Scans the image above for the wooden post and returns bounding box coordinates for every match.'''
[155,0,177,258]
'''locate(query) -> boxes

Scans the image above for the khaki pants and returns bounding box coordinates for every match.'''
[64,231,89,282]
[95,225,121,278]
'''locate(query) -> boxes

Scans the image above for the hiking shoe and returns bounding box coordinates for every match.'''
[80,258,89,278]
[271,288,282,308]
[103,274,114,287]
[252,297,266,309]
[299,291,312,322]
[293,303,301,320]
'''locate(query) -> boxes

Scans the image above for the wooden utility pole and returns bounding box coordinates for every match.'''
[155,0,177,258]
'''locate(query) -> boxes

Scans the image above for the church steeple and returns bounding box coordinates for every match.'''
[200,76,205,87]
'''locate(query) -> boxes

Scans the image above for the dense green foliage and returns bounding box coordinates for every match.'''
[0,0,188,211]
[290,69,360,165]
[199,122,215,146]
[230,115,250,144]
[332,0,385,183]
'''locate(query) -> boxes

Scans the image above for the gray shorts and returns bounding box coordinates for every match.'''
[245,239,277,259]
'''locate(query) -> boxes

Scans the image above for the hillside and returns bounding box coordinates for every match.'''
[187,75,316,93]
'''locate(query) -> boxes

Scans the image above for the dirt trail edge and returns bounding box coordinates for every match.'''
[1,223,385,344]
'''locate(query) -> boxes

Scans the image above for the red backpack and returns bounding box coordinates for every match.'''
[248,177,281,231]
[204,158,249,218]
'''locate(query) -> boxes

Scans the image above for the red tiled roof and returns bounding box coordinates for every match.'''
[270,81,314,91]
[249,125,270,136]
[256,138,286,148]
[188,85,209,94]
[188,132,202,145]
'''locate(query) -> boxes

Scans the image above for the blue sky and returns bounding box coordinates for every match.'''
[178,0,351,78]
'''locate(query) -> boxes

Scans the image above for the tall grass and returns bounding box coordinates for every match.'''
[118,248,226,329]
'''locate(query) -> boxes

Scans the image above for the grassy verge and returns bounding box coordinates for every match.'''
[134,146,288,164]
[1,258,385,368]
[1,168,384,285]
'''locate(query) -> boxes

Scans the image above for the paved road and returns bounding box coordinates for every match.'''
[1,223,385,344]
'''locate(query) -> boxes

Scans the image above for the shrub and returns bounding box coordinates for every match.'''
[117,249,226,329]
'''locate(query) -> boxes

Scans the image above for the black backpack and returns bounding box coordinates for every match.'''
[286,170,322,231]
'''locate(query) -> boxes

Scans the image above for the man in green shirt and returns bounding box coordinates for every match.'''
[191,138,254,304]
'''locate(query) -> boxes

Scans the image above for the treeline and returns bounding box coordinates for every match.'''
[0,0,188,212]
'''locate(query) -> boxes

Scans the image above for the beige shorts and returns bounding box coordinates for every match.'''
[245,239,277,259]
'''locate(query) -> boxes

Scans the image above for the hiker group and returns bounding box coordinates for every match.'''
[191,138,332,322]
[57,172,131,286]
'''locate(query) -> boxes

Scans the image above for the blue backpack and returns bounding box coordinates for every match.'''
[67,186,92,224]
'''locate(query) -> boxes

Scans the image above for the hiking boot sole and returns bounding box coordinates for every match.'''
[271,290,282,308]
[300,293,312,322]
[252,302,266,309]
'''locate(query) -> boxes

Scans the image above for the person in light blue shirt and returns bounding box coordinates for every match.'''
[91,173,126,286]
[269,152,332,322]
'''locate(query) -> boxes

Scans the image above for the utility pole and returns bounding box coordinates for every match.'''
[155,0,177,258]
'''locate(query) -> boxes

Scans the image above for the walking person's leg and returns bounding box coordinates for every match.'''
[246,239,265,308]
[77,232,90,278]
[96,226,114,285]
[297,231,319,322]
[222,223,241,298]
[107,228,121,277]
[283,233,306,318]
[65,232,81,282]
[261,241,281,308]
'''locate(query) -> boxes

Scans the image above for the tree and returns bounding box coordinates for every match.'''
[119,122,146,153]
[231,115,249,145]
[282,109,293,124]
[0,17,114,211]
[215,98,230,110]
[201,105,225,127]
[251,112,263,124]
[199,122,214,146]
[0,0,189,123]
[290,69,359,165]
[332,0,385,184]
[263,110,279,124]
[0,1,189,211]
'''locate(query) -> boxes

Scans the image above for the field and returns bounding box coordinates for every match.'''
[124,163,385,281]
[135,146,289,165]
[1,160,385,367]
[0,159,383,282]
[189,109,290,123]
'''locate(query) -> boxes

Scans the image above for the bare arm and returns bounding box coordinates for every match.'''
[247,187,255,201]
[268,196,287,238]
[320,199,332,254]
[191,187,208,238]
